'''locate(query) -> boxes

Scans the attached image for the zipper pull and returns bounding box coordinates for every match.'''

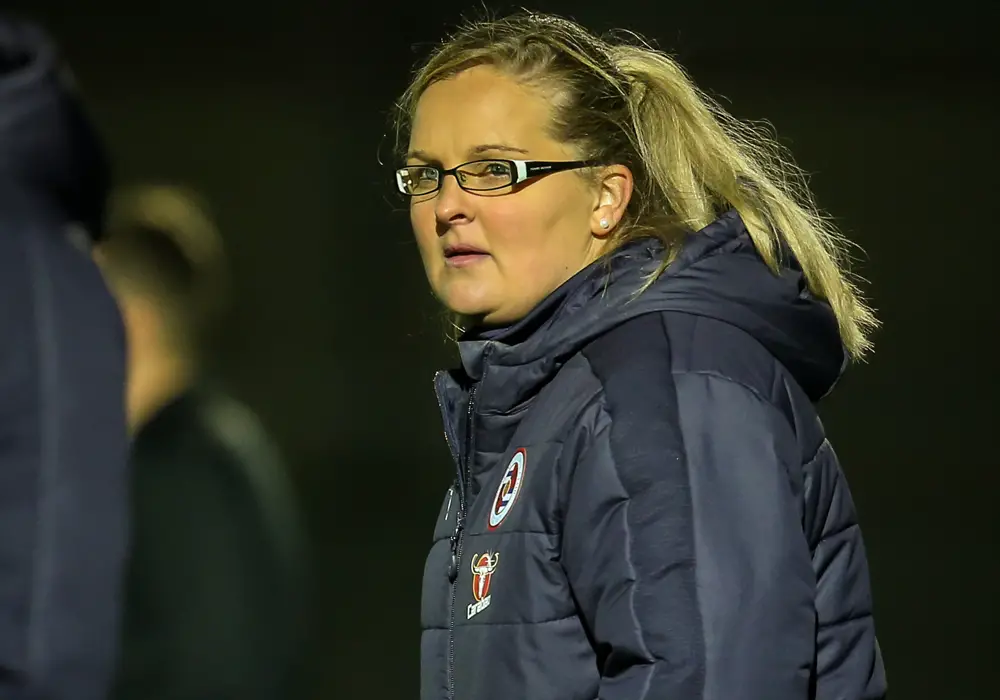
[447,546,459,583]
[447,515,465,582]
[444,487,454,521]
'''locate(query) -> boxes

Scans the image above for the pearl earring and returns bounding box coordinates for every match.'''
[600,218,610,229]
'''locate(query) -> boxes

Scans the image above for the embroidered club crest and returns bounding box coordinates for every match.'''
[488,448,525,530]
[467,551,499,619]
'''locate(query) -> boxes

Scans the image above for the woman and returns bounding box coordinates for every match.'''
[393,11,886,700]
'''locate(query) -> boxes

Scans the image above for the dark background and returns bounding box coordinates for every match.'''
[8,1,996,697]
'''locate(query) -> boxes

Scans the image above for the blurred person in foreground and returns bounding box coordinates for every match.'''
[93,185,308,700]
[0,15,130,700]
[395,11,886,700]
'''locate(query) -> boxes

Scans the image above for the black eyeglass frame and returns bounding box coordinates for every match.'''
[394,158,603,196]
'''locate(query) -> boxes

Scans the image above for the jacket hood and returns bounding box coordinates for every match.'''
[0,16,109,239]
[454,210,847,408]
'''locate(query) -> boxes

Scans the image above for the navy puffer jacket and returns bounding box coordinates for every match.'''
[420,211,886,700]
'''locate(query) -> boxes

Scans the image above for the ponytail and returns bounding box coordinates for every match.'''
[612,45,877,357]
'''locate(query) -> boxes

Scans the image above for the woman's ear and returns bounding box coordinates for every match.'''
[590,164,633,237]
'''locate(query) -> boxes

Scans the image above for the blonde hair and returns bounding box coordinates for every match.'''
[394,11,877,358]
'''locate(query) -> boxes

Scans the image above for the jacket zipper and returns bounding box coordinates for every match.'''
[447,380,477,700]
[433,346,491,700]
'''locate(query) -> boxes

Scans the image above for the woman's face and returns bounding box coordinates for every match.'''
[407,65,618,326]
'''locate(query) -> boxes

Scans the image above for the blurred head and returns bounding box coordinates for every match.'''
[394,11,876,353]
[94,185,228,430]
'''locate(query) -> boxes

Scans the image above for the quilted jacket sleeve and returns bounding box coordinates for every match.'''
[561,371,819,700]
[804,439,887,699]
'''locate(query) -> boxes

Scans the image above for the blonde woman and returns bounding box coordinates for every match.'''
[394,11,886,700]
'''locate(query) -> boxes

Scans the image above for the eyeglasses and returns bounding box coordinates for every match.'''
[394,158,601,196]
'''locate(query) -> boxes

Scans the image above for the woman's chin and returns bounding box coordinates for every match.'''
[441,294,493,321]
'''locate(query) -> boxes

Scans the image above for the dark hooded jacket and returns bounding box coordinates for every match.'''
[0,16,109,239]
[420,211,886,700]
[0,15,129,700]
